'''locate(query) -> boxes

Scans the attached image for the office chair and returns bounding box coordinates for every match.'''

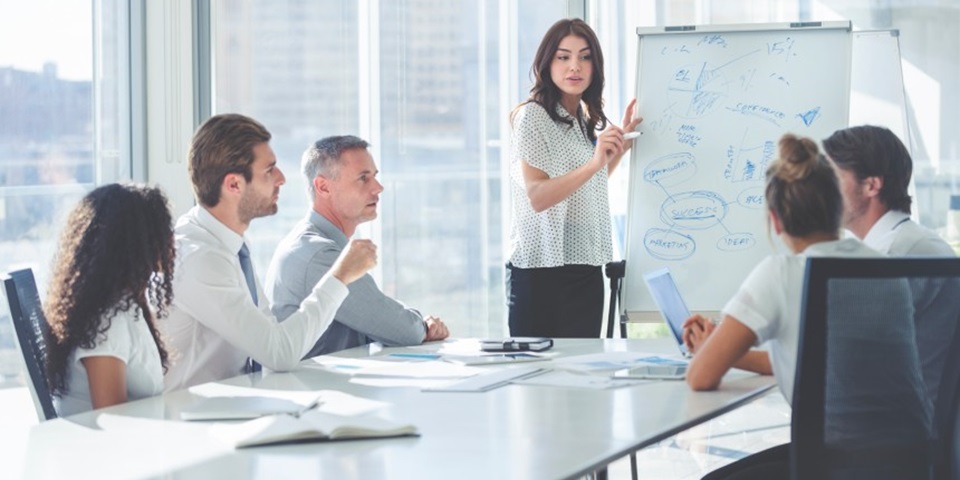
[4,268,58,421]
[933,293,960,480]
[791,257,960,480]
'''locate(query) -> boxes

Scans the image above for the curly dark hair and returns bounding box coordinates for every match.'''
[44,183,175,397]
[513,18,610,142]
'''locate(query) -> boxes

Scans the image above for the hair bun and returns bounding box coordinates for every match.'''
[775,133,821,182]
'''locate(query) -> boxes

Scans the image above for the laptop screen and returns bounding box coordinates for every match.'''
[642,268,691,357]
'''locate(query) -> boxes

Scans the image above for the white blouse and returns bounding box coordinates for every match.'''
[56,305,164,416]
[721,238,880,403]
[509,102,613,269]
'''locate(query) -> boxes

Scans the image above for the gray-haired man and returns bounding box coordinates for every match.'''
[265,135,449,357]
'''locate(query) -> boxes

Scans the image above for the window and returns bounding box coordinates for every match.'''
[0,0,135,423]
[0,0,95,399]
[211,0,568,337]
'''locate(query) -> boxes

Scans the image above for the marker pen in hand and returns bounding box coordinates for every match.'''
[623,131,642,140]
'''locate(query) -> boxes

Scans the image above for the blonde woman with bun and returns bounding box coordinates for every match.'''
[680,133,882,479]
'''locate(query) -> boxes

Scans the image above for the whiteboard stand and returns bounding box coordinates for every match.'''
[604,260,627,339]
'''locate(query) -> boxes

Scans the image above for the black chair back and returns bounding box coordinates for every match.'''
[4,268,57,421]
[933,299,960,480]
[791,257,960,480]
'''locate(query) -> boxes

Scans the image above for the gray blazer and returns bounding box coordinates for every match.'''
[265,211,426,357]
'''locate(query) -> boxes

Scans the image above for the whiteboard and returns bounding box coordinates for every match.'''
[622,22,852,316]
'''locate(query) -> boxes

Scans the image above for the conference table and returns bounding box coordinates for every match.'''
[7,338,775,479]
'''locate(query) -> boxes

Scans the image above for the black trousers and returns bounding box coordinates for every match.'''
[505,263,603,338]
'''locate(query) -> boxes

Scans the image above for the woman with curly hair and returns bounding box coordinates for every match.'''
[44,183,175,416]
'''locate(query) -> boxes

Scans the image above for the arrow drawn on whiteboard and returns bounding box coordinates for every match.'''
[797,106,821,126]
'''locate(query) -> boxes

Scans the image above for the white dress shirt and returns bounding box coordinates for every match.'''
[162,206,348,391]
[862,210,955,256]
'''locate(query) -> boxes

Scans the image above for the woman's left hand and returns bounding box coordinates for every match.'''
[621,98,643,152]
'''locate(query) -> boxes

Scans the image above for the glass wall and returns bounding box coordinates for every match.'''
[210,0,959,337]
[0,1,96,393]
[0,0,134,425]
[211,0,568,337]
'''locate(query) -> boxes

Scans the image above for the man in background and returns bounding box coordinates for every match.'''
[824,124,958,404]
[266,135,449,357]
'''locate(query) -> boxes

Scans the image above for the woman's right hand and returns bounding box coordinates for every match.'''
[330,239,377,285]
[592,99,642,175]
[591,127,626,170]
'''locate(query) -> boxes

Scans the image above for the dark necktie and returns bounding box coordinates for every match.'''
[238,243,258,306]
[238,243,261,373]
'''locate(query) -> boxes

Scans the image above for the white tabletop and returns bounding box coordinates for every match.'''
[7,338,775,480]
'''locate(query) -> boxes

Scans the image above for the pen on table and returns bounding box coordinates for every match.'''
[294,397,323,418]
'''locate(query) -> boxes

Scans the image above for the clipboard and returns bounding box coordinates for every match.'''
[479,337,553,352]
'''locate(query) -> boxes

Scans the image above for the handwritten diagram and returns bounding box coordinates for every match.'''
[642,142,764,261]
[625,25,851,312]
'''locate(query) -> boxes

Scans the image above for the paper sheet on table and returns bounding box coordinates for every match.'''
[187,384,387,417]
[307,356,484,378]
[510,370,648,389]
[549,352,687,372]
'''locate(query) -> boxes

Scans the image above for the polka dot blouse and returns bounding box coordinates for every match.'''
[509,102,613,269]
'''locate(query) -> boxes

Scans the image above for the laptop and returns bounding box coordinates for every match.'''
[642,267,695,360]
[613,267,693,381]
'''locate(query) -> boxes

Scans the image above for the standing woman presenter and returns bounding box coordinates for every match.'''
[508,18,641,338]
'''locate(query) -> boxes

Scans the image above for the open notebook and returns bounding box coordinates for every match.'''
[210,410,419,448]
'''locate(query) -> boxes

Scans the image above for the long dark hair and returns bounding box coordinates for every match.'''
[766,134,843,238]
[513,18,609,142]
[44,183,175,396]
